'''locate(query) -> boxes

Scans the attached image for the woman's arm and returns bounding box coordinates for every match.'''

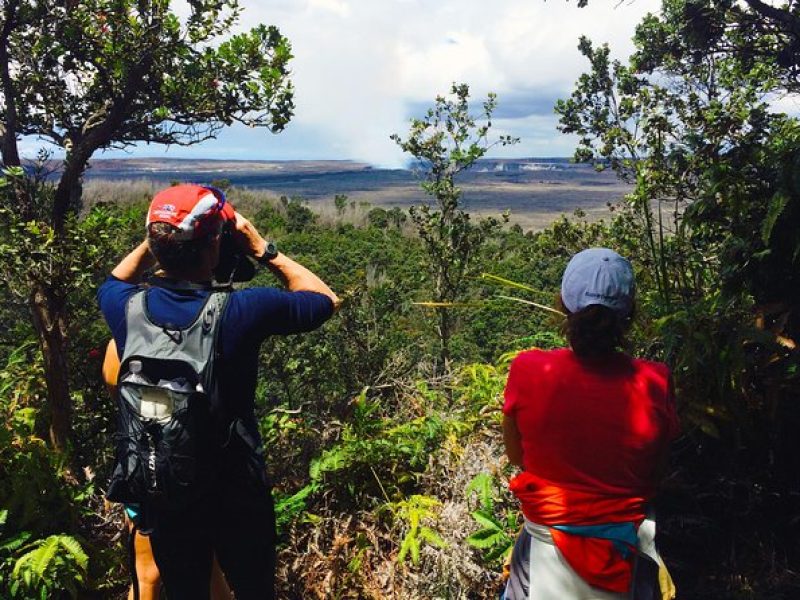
[102,339,120,394]
[503,414,524,467]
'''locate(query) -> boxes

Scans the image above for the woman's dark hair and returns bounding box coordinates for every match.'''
[559,297,634,358]
[147,222,213,274]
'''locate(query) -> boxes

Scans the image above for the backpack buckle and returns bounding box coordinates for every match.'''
[161,324,183,344]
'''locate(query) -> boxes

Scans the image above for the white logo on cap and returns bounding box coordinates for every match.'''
[153,203,178,219]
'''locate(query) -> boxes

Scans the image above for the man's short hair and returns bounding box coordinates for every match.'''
[147,222,216,273]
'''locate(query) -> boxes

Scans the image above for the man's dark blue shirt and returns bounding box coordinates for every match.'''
[97,275,334,469]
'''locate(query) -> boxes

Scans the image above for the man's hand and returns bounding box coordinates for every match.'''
[234,212,269,258]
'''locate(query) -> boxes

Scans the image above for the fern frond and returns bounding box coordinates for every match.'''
[419,527,447,548]
[57,536,88,571]
[32,536,59,578]
[0,531,32,554]
[484,541,514,563]
[467,529,508,549]
[470,509,502,531]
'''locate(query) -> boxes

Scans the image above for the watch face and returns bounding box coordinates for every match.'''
[265,241,278,257]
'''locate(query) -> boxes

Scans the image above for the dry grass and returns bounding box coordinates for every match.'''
[81,177,622,233]
[274,425,513,599]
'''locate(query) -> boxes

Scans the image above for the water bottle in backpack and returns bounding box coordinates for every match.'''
[123,360,175,423]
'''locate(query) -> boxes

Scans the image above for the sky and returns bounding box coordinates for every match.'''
[65,0,662,167]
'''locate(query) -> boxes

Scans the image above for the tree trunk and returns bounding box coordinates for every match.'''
[53,151,89,232]
[29,282,72,454]
[0,0,21,168]
[437,307,452,375]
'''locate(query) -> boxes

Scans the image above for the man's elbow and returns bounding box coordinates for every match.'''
[328,291,341,312]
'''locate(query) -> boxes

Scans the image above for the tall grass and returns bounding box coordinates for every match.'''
[81,179,419,234]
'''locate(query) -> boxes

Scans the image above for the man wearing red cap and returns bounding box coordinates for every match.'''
[98,184,339,599]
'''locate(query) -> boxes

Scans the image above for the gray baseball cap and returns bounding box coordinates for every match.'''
[560,248,635,317]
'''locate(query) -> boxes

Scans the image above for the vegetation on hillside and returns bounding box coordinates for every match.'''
[1,0,799,598]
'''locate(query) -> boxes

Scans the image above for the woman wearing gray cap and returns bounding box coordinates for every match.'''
[501,248,679,600]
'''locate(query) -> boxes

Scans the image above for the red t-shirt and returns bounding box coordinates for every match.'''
[503,348,679,498]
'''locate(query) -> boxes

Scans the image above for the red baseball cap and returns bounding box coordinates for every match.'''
[147,184,234,241]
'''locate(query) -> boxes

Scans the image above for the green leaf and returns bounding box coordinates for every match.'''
[419,527,447,548]
[467,529,508,549]
[58,536,88,571]
[484,541,514,563]
[761,192,789,245]
[470,509,502,531]
[0,532,33,554]
[32,536,59,578]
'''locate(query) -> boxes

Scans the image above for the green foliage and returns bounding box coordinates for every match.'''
[209,178,233,193]
[465,473,518,565]
[273,482,320,534]
[384,495,446,565]
[452,362,506,417]
[0,345,75,538]
[334,194,349,215]
[366,206,406,229]
[3,0,293,153]
[0,344,99,599]
[0,170,130,304]
[281,196,317,233]
[9,534,88,599]
[391,83,519,369]
[307,401,448,499]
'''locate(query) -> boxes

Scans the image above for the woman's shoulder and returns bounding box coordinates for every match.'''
[510,347,572,370]
[631,356,671,378]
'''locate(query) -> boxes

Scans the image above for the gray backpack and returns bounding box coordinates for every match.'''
[106,288,229,511]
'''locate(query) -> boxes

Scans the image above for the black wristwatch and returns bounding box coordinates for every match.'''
[256,240,279,265]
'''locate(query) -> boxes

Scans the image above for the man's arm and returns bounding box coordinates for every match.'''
[235,212,340,310]
[111,240,156,283]
[98,242,153,353]
[263,253,340,310]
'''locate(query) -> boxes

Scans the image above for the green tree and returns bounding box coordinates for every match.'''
[334,193,349,215]
[0,0,294,454]
[556,1,799,340]
[576,0,800,93]
[556,1,800,591]
[391,83,518,371]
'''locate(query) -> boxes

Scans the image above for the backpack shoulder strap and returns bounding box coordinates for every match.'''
[184,290,229,337]
[124,289,148,326]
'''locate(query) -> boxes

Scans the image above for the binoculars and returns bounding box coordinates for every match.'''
[214,218,257,285]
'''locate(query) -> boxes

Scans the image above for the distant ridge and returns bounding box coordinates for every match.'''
[85,157,374,174]
[82,156,577,174]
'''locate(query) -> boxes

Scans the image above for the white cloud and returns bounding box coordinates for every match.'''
[769,92,800,117]
[230,0,660,165]
[308,0,351,17]
[56,0,663,164]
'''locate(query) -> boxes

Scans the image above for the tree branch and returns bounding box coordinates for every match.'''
[744,0,800,35]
